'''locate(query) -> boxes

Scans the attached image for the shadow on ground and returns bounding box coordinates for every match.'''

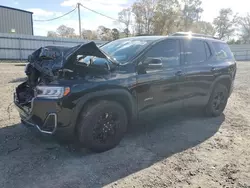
[0,110,224,188]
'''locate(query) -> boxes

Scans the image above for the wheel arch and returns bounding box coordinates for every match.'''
[71,89,137,132]
[209,75,232,95]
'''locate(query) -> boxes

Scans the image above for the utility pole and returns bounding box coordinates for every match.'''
[77,3,82,38]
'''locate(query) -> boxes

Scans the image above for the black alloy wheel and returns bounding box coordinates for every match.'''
[77,100,127,152]
[206,83,229,117]
[211,90,227,112]
[93,112,118,144]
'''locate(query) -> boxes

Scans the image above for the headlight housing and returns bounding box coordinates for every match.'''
[36,86,70,99]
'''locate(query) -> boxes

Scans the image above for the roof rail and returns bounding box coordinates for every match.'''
[172,32,219,40]
[135,34,155,36]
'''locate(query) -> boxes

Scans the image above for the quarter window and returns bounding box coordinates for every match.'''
[212,42,234,60]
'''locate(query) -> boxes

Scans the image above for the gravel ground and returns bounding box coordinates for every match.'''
[0,62,249,188]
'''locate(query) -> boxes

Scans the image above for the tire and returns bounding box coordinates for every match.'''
[77,100,128,152]
[205,83,229,117]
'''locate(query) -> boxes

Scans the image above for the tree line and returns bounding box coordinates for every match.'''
[47,25,121,41]
[47,0,250,44]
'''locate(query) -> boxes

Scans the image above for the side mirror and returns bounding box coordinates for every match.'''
[143,58,163,69]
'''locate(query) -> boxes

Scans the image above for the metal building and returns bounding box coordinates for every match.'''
[0,5,33,35]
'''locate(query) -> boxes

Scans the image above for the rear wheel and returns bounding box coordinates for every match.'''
[77,100,127,152]
[206,83,229,117]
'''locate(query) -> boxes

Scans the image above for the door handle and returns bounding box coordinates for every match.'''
[175,70,183,76]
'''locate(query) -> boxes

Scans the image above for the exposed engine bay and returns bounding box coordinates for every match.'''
[15,42,118,106]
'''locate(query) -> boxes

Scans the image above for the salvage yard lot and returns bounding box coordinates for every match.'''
[0,62,249,188]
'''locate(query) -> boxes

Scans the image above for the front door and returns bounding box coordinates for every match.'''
[135,39,185,116]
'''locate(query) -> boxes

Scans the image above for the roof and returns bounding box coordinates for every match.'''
[125,33,224,43]
[171,32,220,40]
[167,35,225,43]
[116,35,167,41]
[0,5,33,14]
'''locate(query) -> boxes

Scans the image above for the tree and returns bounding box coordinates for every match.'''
[152,0,181,35]
[132,2,144,35]
[142,0,157,34]
[47,31,57,37]
[132,0,157,35]
[182,0,203,31]
[111,28,120,40]
[213,8,239,40]
[91,31,98,40]
[81,29,92,39]
[227,39,241,44]
[191,21,216,35]
[81,29,98,40]
[238,14,250,43]
[56,25,76,38]
[130,0,204,35]
[118,8,131,37]
[97,26,112,41]
[123,28,130,37]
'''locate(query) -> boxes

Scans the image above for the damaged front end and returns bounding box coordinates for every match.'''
[14,41,115,134]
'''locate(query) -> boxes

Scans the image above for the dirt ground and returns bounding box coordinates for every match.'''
[0,62,249,188]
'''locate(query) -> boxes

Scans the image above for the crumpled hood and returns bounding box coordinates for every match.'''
[28,41,115,76]
[64,41,109,68]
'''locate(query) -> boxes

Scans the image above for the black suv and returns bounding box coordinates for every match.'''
[14,33,236,152]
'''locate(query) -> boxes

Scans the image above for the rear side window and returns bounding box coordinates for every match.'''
[183,40,207,64]
[212,42,234,60]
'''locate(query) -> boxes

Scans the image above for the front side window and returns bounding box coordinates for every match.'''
[183,39,207,64]
[144,39,180,67]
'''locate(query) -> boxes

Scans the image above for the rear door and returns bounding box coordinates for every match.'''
[181,39,215,107]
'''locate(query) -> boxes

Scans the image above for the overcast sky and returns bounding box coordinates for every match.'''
[1,0,249,36]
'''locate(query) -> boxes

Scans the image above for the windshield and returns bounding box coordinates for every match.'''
[78,38,154,65]
[100,38,152,62]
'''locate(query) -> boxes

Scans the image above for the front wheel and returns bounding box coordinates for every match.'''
[77,100,128,152]
[205,83,229,117]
